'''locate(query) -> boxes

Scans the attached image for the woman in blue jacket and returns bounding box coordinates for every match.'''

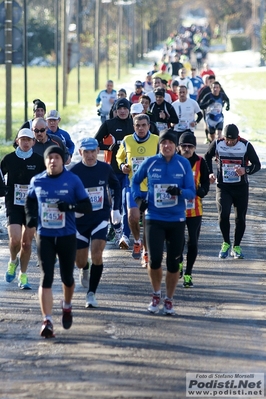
[131,128,195,316]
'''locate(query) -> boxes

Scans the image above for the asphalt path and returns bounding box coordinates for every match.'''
[0,122,265,399]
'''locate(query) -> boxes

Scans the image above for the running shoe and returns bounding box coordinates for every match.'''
[119,235,130,250]
[18,272,31,290]
[132,241,142,259]
[147,294,161,314]
[218,242,230,259]
[85,292,98,308]
[62,306,73,330]
[114,228,122,246]
[163,298,175,315]
[179,262,183,278]
[141,251,149,268]
[231,246,244,259]
[183,274,194,288]
[40,320,55,338]
[106,226,115,242]
[5,257,19,283]
[79,264,90,288]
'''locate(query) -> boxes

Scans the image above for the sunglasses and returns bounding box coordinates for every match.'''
[34,128,46,133]
[180,144,194,148]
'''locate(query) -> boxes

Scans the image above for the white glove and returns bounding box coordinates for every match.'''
[111,210,121,225]
[75,212,84,218]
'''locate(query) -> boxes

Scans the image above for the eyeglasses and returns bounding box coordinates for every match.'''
[34,128,46,133]
[180,144,194,148]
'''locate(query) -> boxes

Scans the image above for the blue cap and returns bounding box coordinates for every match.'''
[79,137,99,150]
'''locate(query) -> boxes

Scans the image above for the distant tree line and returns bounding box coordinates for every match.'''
[13,0,265,64]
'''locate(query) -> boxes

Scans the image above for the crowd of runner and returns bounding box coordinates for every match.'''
[0,30,261,337]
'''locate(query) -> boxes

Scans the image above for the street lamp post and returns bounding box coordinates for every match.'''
[114,0,136,78]
[94,0,100,91]
[101,0,112,80]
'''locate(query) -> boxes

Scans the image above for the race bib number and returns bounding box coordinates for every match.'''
[156,122,168,132]
[222,159,241,183]
[186,199,195,210]
[154,184,178,208]
[86,186,104,211]
[177,119,189,131]
[208,102,222,115]
[41,202,65,229]
[131,157,146,174]
[14,184,29,206]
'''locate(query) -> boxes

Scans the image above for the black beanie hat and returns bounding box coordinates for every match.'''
[116,98,130,110]
[154,87,165,97]
[224,124,239,139]
[33,99,46,112]
[179,131,196,146]
[44,145,64,164]
[159,128,177,146]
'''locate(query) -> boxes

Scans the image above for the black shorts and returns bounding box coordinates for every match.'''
[76,220,108,250]
[7,207,26,226]
[208,121,223,134]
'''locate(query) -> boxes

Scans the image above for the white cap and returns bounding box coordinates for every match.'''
[46,110,60,120]
[130,102,144,114]
[17,128,34,139]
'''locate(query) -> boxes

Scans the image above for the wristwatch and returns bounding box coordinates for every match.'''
[245,167,250,174]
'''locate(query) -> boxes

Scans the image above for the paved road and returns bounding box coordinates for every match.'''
[0,125,265,399]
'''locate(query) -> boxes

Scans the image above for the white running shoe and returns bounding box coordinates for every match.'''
[85,292,98,308]
[147,294,160,314]
[163,299,175,315]
[119,235,130,250]
[79,268,90,288]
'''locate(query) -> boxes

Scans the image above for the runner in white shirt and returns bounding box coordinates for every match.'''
[172,86,203,141]
[147,76,172,104]
[175,68,194,96]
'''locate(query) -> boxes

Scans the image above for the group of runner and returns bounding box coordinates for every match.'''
[0,54,261,336]
[93,61,261,316]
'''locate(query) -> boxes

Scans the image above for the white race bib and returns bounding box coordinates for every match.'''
[186,199,195,210]
[41,202,66,229]
[222,160,241,183]
[156,122,168,132]
[86,186,104,211]
[131,157,146,174]
[14,184,29,206]
[154,184,178,208]
[177,119,189,131]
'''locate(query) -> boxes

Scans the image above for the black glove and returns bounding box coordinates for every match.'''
[196,187,206,198]
[27,217,37,229]
[135,197,148,212]
[166,186,181,196]
[57,200,76,212]
[226,105,230,111]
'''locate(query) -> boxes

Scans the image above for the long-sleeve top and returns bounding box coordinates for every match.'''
[204,137,261,187]
[0,151,45,212]
[70,160,121,233]
[94,116,134,174]
[47,127,75,156]
[131,152,195,222]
